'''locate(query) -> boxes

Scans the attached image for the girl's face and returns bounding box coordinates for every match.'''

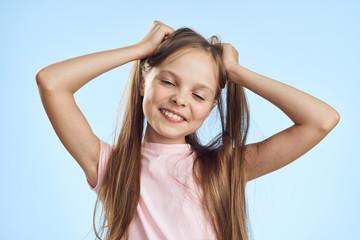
[140,47,218,144]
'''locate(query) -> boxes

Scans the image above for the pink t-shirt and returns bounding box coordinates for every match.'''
[87,139,216,240]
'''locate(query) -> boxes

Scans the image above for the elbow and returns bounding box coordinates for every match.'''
[36,68,50,86]
[36,68,46,86]
[35,68,56,90]
[320,109,340,132]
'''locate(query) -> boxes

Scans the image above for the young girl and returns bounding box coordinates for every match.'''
[36,21,340,240]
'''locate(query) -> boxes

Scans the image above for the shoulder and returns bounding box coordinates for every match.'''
[87,139,114,192]
[100,139,114,154]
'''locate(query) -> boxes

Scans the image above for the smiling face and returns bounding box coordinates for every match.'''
[140,47,219,144]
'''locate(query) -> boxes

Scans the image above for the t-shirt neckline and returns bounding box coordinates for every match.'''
[142,141,193,153]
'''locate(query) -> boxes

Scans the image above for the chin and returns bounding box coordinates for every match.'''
[160,132,186,140]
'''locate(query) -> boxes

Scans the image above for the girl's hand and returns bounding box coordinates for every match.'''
[217,43,240,81]
[137,20,175,58]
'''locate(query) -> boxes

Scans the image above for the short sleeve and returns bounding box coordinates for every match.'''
[87,139,113,194]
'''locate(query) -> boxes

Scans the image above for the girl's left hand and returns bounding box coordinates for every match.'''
[217,43,239,76]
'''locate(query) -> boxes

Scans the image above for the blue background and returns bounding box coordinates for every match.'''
[1,0,359,239]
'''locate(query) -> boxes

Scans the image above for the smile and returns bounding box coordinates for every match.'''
[160,109,186,121]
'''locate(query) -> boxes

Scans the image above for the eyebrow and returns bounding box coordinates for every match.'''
[158,69,215,96]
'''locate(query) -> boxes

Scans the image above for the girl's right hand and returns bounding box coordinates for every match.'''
[136,20,175,58]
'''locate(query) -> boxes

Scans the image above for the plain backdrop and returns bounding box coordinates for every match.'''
[1,0,359,239]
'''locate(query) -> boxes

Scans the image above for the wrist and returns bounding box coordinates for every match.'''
[131,43,151,60]
[135,41,158,59]
[226,63,240,73]
[225,63,241,80]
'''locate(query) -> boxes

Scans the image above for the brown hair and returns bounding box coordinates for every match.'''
[92,27,251,240]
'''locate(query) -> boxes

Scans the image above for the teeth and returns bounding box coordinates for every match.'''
[161,109,184,120]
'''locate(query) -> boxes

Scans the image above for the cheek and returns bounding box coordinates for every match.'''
[142,86,171,120]
[143,86,169,105]
[191,104,212,122]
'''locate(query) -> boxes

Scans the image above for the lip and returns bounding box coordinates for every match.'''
[159,108,187,122]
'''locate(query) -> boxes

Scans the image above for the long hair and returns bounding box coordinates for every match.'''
[92,27,251,240]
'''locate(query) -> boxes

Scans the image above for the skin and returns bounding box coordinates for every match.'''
[36,20,339,187]
[219,43,340,182]
[35,20,177,188]
[140,47,218,144]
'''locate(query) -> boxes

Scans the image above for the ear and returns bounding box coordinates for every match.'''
[211,101,217,111]
[207,101,217,117]
[139,77,145,96]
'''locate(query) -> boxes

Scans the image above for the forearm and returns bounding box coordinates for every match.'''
[227,64,340,130]
[36,43,147,94]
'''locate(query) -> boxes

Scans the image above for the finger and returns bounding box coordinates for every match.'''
[153,20,174,33]
[216,43,225,49]
[153,20,163,25]
[164,25,175,37]
[161,27,175,42]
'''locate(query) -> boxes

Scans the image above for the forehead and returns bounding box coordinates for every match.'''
[154,47,218,90]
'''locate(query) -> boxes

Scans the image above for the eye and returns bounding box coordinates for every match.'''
[193,93,205,101]
[161,80,174,86]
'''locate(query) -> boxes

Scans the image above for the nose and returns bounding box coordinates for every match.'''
[170,92,187,107]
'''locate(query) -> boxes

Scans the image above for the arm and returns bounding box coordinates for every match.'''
[36,44,148,93]
[36,20,175,93]
[36,21,175,188]
[219,43,340,182]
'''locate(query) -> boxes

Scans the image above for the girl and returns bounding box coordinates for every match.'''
[36,21,340,240]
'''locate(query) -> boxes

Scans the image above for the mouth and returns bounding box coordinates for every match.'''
[160,108,187,121]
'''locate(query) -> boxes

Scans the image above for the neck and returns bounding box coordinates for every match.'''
[143,125,186,144]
